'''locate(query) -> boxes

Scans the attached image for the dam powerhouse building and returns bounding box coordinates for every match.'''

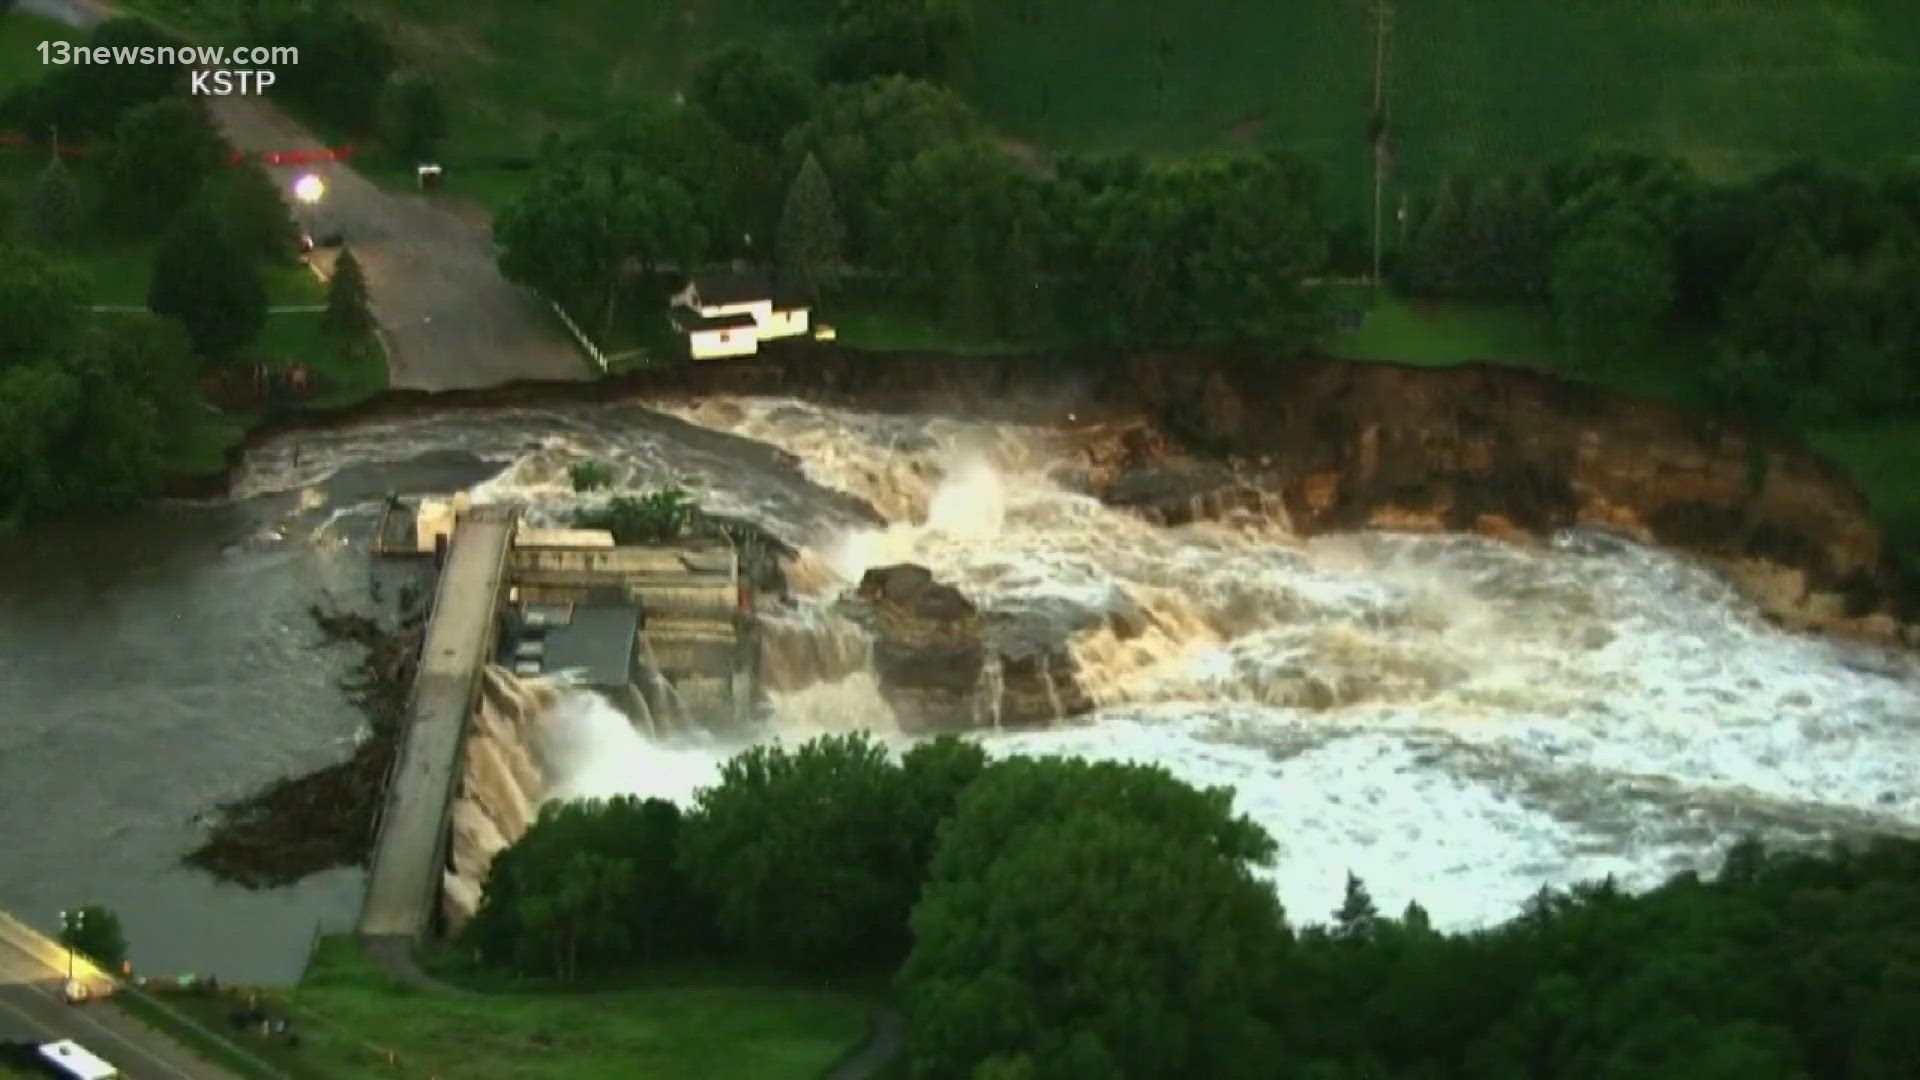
[360,494,758,943]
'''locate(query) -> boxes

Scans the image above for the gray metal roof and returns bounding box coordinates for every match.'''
[541,603,641,689]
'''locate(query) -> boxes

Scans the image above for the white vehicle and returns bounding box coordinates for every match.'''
[35,1040,121,1080]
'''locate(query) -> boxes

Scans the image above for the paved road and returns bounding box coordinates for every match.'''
[0,920,239,1080]
[20,0,592,392]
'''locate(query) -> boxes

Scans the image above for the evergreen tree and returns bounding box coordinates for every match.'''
[323,246,375,339]
[147,202,266,361]
[777,152,845,305]
[1335,870,1380,938]
[1406,175,1472,296]
[23,156,81,243]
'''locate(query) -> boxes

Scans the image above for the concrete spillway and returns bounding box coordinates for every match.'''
[359,506,518,939]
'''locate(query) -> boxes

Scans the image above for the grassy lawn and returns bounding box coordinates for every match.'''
[151,937,868,1080]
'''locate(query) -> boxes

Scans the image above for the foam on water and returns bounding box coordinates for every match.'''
[480,397,1920,930]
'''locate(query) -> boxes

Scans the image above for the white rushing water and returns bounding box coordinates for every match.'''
[403,398,1920,931]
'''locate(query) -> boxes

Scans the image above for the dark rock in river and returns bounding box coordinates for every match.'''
[848,564,1097,732]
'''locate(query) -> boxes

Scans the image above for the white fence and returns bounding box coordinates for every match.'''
[547,300,607,373]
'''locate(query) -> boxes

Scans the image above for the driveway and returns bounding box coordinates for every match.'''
[20,0,592,392]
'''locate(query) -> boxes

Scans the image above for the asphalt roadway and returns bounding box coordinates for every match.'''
[0,921,238,1080]
[22,0,593,392]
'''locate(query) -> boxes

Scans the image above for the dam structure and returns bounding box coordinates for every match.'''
[358,496,754,943]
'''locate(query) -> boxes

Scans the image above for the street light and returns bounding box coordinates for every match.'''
[293,173,326,243]
[58,909,84,983]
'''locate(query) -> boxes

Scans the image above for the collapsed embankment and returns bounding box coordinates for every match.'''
[178,345,1916,648]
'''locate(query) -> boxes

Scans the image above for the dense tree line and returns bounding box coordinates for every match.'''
[495,59,1330,352]
[465,733,1920,1079]
[0,16,311,523]
[0,245,200,525]
[1397,153,1920,422]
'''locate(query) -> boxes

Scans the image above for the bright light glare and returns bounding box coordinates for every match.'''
[293,174,325,204]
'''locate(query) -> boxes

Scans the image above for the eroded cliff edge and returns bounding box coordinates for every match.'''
[218,346,1917,648]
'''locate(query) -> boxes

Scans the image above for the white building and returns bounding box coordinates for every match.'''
[669,268,811,359]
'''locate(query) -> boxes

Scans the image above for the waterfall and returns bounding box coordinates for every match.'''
[402,396,1916,936]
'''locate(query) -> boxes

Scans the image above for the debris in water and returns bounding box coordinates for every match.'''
[182,586,425,888]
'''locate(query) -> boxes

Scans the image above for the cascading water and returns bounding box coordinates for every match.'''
[522,398,1919,931]
[247,396,1918,933]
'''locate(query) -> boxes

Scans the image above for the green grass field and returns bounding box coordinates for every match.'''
[153,937,868,1080]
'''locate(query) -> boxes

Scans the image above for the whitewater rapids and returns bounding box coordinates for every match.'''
[262,397,1919,931]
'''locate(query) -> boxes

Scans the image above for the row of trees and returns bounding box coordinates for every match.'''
[1397,153,1920,422]
[465,732,1920,1078]
[495,60,1331,351]
[464,730,1920,1076]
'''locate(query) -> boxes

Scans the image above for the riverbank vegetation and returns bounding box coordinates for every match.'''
[0,9,389,518]
[458,732,1920,1078]
[152,935,866,1080]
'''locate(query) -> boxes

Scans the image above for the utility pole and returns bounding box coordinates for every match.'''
[1369,0,1394,287]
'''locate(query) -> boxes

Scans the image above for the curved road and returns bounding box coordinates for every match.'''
[19,0,592,392]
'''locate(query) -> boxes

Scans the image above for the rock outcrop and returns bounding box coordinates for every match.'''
[844,564,1098,732]
[848,565,986,733]
[1113,352,1914,646]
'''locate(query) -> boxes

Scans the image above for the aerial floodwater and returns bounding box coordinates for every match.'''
[2,398,1914,980]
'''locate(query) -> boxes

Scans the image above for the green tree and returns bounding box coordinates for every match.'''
[323,246,375,340]
[377,72,447,163]
[679,733,921,973]
[879,140,1045,334]
[0,242,88,366]
[4,18,183,140]
[103,98,226,232]
[690,44,816,151]
[1405,175,1472,296]
[819,0,972,85]
[464,797,710,978]
[205,163,301,266]
[58,905,127,972]
[256,5,395,131]
[900,757,1288,1080]
[58,316,199,504]
[22,156,82,243]
[1334,871,1380,939]
[0,361,80,525]
[495,156,707,339]
[148,202,266,361]
[777,152,846,304]
[1551,209,1673,367]
[783,76,985,258]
